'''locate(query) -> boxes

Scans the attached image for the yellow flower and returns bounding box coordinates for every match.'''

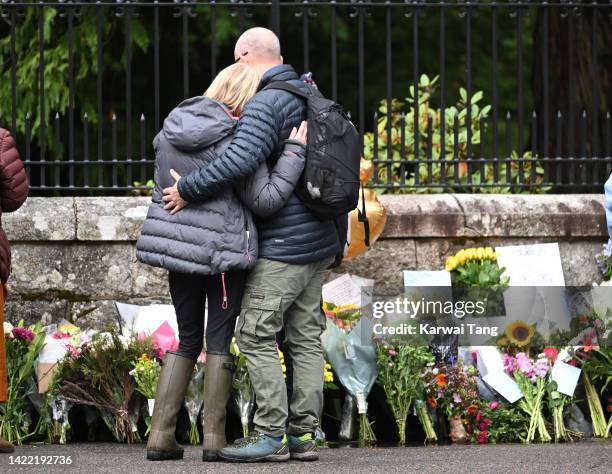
[445,256,458,272]
[505,320,535,347]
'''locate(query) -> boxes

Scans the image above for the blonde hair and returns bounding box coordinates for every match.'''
[204,63,260,115]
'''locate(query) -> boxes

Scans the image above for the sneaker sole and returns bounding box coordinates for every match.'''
[290,451,319,462]
[219,451,290,463]
[146,449,183,461]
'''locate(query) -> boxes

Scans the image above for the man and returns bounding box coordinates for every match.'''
[163,28,339,462]
[0,128,29,453]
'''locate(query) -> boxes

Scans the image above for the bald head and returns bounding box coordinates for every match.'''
[234,27,282,71]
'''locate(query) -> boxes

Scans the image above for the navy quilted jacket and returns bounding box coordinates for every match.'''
[178,64,339,265]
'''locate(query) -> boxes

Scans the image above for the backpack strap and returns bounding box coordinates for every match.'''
[357,184,370,247]
[263,81,311,100]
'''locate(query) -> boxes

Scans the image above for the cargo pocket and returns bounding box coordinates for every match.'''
[239,289,283,340]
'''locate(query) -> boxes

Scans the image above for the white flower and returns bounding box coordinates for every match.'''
[3,321,13,335]
[432,368,439,375]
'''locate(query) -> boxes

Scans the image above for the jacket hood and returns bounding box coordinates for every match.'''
[162,96,236,151]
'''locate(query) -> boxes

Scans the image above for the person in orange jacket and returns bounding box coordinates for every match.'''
[0,128,29,453]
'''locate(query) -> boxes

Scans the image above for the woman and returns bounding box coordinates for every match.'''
[136,63,307,462]
[0,128,29,453]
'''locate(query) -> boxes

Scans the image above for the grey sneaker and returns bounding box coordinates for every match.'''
[219,432,289,463]
[288,433,319,461]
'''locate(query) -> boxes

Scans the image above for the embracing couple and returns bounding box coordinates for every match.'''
[136,27,343,463]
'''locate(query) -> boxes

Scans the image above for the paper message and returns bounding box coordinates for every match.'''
[323,273,373,307]
[551,360,582,397]
[482,371,523,403]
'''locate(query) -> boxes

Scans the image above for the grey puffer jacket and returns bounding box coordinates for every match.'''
[178,65,340,265]
[136,96,306,275]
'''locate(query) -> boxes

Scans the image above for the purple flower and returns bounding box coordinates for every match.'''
[453,393,462,404]
[515,352,534,377]
[12,327,35,342]
[533,357,550,378]
[502,353,517,374]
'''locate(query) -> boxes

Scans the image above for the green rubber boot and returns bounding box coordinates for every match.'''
[202,353,235,462]
[146,352,195,461]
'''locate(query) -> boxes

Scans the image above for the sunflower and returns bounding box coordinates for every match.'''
[505,320,535,347]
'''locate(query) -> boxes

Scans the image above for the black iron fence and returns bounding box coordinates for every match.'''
[0,1,611,195]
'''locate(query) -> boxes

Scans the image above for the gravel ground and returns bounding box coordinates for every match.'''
[2,441,611,474]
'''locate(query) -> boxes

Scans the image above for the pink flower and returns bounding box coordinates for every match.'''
[476,412,482,422]
[388,349,398,356]
[543,347,558,362]
[53,331,71,340]
[479,422,488,431]
[515,352,534,377]
[594,319,602,328]
[476,431,489,444]
[66,344,81,358]
[488,401,499,410]
[502,353,517,374]
[484,418,492,428]
[12,327,35,342]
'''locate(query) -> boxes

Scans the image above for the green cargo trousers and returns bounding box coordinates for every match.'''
[235,256,333,438]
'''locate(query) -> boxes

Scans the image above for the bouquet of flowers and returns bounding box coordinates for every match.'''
[376,343,436,444]
[423,361,480,443]
[445,247,509,317]
[464,400,529,444]
[0,322,45,444]
[55,331,157,443]
[503,351,551,443]
[185,361,205,444]
[323,302,362,332]
[322,315,378,445]
[575,346,611,438]
[130,353,161,436]
[595,241,612,281]
[423,362,480,417]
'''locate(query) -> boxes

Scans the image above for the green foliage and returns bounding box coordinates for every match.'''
[465,402,529,444]
[452,259,509,289]
[363,74,548,194]
[131,179,155,196]
[0,7,149,148]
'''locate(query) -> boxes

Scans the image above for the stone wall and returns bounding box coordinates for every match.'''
[3,195,607,329]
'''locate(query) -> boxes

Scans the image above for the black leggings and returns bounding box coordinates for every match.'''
[168,270,247,359]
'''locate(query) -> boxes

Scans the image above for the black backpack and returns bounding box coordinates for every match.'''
[264,81,370,265]
[263,81,362,219]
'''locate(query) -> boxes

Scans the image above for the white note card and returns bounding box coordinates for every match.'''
[482,371,524,403]
[551,360,582,397]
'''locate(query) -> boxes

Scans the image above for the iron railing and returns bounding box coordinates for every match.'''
[0,1,611,194]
